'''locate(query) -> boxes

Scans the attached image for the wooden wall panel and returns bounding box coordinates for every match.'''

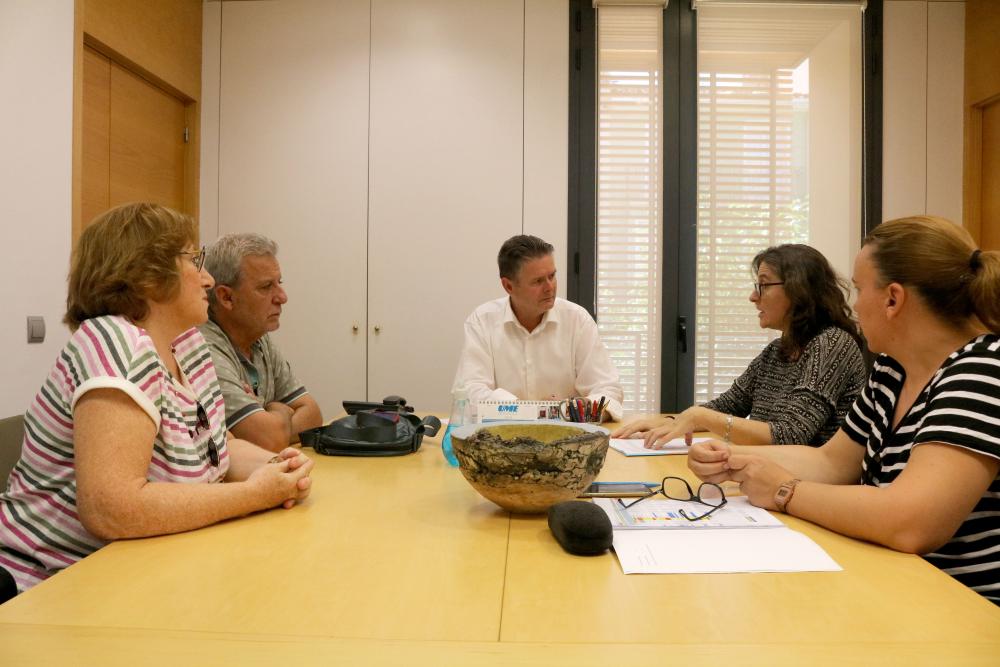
[982,101,1000,250]
[109,62,186,212]
[83,0,202,100]
[74,0,201,240]
[81,46,110,227]
[964,0,1000,248]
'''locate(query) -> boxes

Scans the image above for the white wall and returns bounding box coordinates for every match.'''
[524,0,569,283]
[0,0,969,416]
[809,16,863,283]
[883,0,965,223]
[0,0,74,417]
[200,0,568,411]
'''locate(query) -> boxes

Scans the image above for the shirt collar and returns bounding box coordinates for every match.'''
[502,297,560,335]
[206,317,263,361]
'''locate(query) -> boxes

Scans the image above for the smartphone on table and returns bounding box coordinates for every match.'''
[578,481,658,498]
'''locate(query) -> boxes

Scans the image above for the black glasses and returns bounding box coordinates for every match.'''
[195,402,220,467]
[617,476,727,521]
[752,281,784,297]
[180,246,207,271]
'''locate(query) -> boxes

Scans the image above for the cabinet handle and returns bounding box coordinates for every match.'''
[352,324,359,334]
[373,325,381,334]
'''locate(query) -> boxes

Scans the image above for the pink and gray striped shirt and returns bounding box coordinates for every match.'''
[0,315,229,592]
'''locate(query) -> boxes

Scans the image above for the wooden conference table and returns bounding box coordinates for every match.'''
[1,420,999,665]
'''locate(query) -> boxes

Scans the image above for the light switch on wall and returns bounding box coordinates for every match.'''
[27,316,45,344]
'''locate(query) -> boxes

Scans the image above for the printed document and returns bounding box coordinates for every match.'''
[594,497,841,574]
[595,496,783,529]
[610,437,711,456]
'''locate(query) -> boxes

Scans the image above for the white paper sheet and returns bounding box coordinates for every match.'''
[595,496,784,529]
[610,437,711,456]
[611,528,842,574]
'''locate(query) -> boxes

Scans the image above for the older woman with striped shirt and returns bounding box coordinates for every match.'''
[689,216,1000,604]
[0,203,314,601]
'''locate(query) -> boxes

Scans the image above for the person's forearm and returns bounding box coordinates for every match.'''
[79,478,273,541]
[289,402,322,442]
[696,408,773,446]
[265,403,294,440]
[729,442,858,484]
[785,482,938,553]
[225,437,277,481]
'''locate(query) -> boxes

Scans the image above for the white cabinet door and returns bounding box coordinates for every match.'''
[217,0,370,413]
[366,0,524,409]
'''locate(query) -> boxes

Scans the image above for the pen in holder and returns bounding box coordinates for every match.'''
[558,396,606,423]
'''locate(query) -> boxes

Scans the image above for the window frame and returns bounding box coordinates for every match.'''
[568,0,882,412]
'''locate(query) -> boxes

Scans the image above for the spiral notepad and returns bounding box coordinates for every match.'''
[477,400,562,422]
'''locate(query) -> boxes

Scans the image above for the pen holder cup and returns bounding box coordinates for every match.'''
[558,397,606,424]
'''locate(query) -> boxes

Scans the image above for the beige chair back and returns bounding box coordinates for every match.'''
[0,415,25,489]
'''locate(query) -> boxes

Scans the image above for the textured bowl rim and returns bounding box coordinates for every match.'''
[450,420,609,440]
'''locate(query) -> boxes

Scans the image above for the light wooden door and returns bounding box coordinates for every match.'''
[964,0,1000,250]
[81,45,187,231]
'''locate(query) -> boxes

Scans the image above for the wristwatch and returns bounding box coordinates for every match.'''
[774,478,801,513]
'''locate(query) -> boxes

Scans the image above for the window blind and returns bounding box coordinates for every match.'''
[596,6,664,415]
[695,65,804,402]
[694,4,861,404]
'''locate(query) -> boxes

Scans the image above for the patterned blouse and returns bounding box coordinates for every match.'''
[0,315,229,592]
[704,326,866,445]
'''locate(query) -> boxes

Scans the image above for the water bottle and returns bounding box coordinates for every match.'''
[441,387,468,467]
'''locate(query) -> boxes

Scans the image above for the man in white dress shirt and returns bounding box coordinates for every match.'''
[452,235,624,421]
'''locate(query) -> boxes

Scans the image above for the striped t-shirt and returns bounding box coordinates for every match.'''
[842,334,1000,604]
[0,315,230,593]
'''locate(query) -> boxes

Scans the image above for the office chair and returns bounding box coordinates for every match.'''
[0,414,24,489]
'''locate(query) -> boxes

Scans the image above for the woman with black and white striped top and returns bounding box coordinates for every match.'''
[689,215,1000,604]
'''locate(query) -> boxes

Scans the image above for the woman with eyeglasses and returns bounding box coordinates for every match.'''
[614,244,867,448]
[0,203,313,601]
[689,216,1000,604]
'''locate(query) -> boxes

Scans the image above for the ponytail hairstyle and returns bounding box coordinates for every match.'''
[862,215,1000,334]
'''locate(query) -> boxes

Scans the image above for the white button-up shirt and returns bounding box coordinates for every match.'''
[452,297,624,420]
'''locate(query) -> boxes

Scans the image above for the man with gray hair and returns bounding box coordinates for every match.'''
[200,233,322,452]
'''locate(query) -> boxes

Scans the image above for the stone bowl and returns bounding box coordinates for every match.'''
[450,420,610,514]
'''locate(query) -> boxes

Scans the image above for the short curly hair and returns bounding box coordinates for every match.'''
[64,203,198,331]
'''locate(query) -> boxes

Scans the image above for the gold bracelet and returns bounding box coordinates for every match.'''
[724,414,733,442]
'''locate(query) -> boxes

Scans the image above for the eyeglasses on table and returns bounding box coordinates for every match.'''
[617,475,727,521]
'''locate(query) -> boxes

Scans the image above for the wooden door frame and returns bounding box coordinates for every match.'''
[71,0,201,243]
[963,0,1000,247]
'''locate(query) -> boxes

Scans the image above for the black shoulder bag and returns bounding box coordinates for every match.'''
[299,396,441,457]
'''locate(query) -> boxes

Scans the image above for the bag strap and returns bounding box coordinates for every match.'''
[412,414,442,438]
